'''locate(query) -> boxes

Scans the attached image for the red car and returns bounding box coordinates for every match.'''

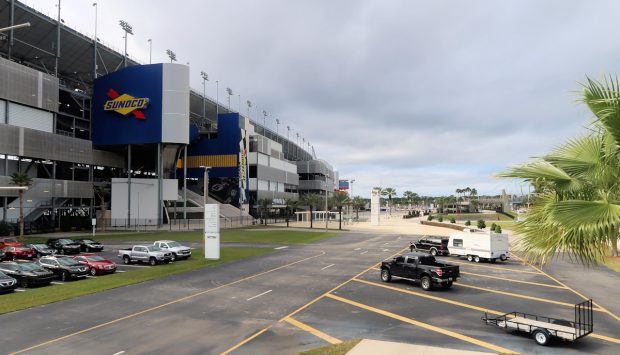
[73,254,117,276]
[0,238,23,249]
[1,246,36,261]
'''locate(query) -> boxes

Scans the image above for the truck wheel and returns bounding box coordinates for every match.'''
[467,255,473,262]
[171,253,177,262]
[149,257,157,266]
[381,269,392,282]
[533,329,551,346]
[421,276,432,291]
[20,278,29,288]
[123,255,131,265]
[500,254,508,261]
[61,271,69,282]
[474,256,481,263]
[442,281,453,289]
[430,248,438,256]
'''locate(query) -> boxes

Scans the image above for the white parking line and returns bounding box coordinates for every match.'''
[246,290,272,301]
[85,276,97,279]
[50,282,64,285]
[112,351,125,355]
[274,246,288,250]
[321,263,335,270]
[119,264,150,268]
[116,270,127,273]
[383,242,390,245]
[354,248,361,251]
[14,288,26,292]
[360,251,368,255]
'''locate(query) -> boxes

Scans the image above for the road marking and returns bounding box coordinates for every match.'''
[455,283,604,311]
[115,270,126,273]
[14,289,26,292]
[10,251,327,355]
[118,264,150,268]
[460,271,566,289]
[360,251,368,255]
[448,260,543,275]
[321,263,335,270]
[247,290,272,301]
[284,317,341,344]
[50,282,64,285]
[325,293,519,354]
[112,351,125,355]
[354,279,620,345]
[354,248,361,251]
[274,246,288,250]
[383,242,390,245]
[510,252,620,323]
[221,247,411,355]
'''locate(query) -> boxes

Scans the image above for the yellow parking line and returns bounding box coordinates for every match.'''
[460,271,566,289]
[455,283,604,312]
[354,279,620,345]
[449,260,543,275]
[8,251,327,355]
[325,293,519,354]
[284,317,342,345]
[220,247,410,355]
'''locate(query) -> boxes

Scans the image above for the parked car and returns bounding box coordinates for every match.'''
[118,245,172,266]
[38,256,90,281]
[153,240,192,261]
[0,246,36,261]
[73,239,104,252]
[410,236,449,256]
[73,254,117,276]
[46,238,81,255]
[0,249,6,261]
[0,237,23,249]
[0,270,18,293]
[26,243,56,258]
[0,261,55,288]
[380,252,460,290]
[448,228,510,263]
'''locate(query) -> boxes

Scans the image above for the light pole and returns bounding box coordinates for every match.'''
[200,71,209,120]
[147,39,152,64]
[286,125,290,158]
[215,80,219,117]
[166,49,176,63]
[275,119,280,136]
[92,3,97,79]
[199,166,211,206]
[325,173,329,231]
[0,22,30,33]
[119,20,133,68]
[246,100,252,118]
[226,88,233,110]
[262,110,268,135]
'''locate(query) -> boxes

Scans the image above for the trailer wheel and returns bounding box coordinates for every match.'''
[421,276,432,291]
[474,256,481,263]
[430,248,438,256]
[467,255,473,262]
[500,254,508,261]
[533,329,551,346]
[381,269,391,282]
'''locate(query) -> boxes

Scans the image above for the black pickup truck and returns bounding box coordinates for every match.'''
[380,252,460,290]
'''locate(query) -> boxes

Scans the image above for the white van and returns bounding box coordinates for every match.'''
[448,228,510,263]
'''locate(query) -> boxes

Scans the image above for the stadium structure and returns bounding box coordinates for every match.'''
[0,0,336,232]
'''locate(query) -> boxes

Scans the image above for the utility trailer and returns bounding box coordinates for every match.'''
[482,299,593,346]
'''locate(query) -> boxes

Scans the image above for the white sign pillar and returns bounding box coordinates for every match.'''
[371,188,381,226]
[204,204,220,260]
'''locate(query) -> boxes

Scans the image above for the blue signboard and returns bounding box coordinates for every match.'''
[92,64,164,145]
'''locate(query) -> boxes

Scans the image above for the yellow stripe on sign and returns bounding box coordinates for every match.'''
[325,293,519,354]
[283,317,342,345]
[182,154,238,168]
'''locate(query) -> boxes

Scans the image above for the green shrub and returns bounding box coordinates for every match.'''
[427,215,434,221]
[0,221,11,236]
[495,225,502,233]
[450,217,456,224]
[477,219,486,229]
[438,216,444,222]
[465,220,471,226]
[491,223,497,232]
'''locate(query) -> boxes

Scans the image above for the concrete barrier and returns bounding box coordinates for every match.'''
[420,220,466,231]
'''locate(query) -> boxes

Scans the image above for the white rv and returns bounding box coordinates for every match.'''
[448,228,510,263]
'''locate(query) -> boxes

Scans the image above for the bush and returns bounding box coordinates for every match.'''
[491,223,497,232]
[438,216,444,222]
[495,225,502,233]
[0,221,11,236]
[465,220,471,226]
[427,215,434,221]
[477,219,486,229]
[450,217,456,224]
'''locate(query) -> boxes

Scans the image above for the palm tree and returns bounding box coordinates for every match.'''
[402,191,414,206]
[9,172,33,239]
[301,193,322,229]
[257,198,271,225]
[94,185,110,232]
[284,198,300,228]
[351,196,365,220]
[499,76,620,264]
[331,191,349,230]
[381,188,397,215]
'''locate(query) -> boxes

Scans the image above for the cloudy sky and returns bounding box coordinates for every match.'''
[27,0,620,197]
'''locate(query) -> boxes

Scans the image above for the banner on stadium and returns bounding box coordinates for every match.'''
[338,180,350,190]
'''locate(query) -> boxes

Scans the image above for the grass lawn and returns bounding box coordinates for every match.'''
[26,229,338,245]
[298,339,361,355]
[605,256,620,274]
[489,220,517,230]
[0,247,271,315]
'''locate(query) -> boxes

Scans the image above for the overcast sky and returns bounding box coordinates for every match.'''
[27,0,620,197]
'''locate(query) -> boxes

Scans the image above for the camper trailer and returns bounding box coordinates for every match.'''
[448,228,510,263]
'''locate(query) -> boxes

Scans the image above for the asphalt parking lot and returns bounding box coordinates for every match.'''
[1,233,619,355]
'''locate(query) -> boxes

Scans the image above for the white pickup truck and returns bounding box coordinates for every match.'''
[153,240,192,261]
[118,245,172,266]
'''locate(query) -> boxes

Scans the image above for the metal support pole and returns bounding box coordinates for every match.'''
[325,175,329,231]
[216,80,219,117]
[92,3,97,80]
[52,161,56,227]
[157,143,163,227]
[8,0,14,59]
[203,168,208,206]
[89,165,94,218]
[127,144,131,227]
[183,146,187,220]
[55,0,61,77]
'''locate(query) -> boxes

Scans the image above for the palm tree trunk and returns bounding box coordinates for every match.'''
[611,233,619,257]
[101,197,107,232]
[339,207,342,230]
[310,206,313,229]
[18,190,24,239]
